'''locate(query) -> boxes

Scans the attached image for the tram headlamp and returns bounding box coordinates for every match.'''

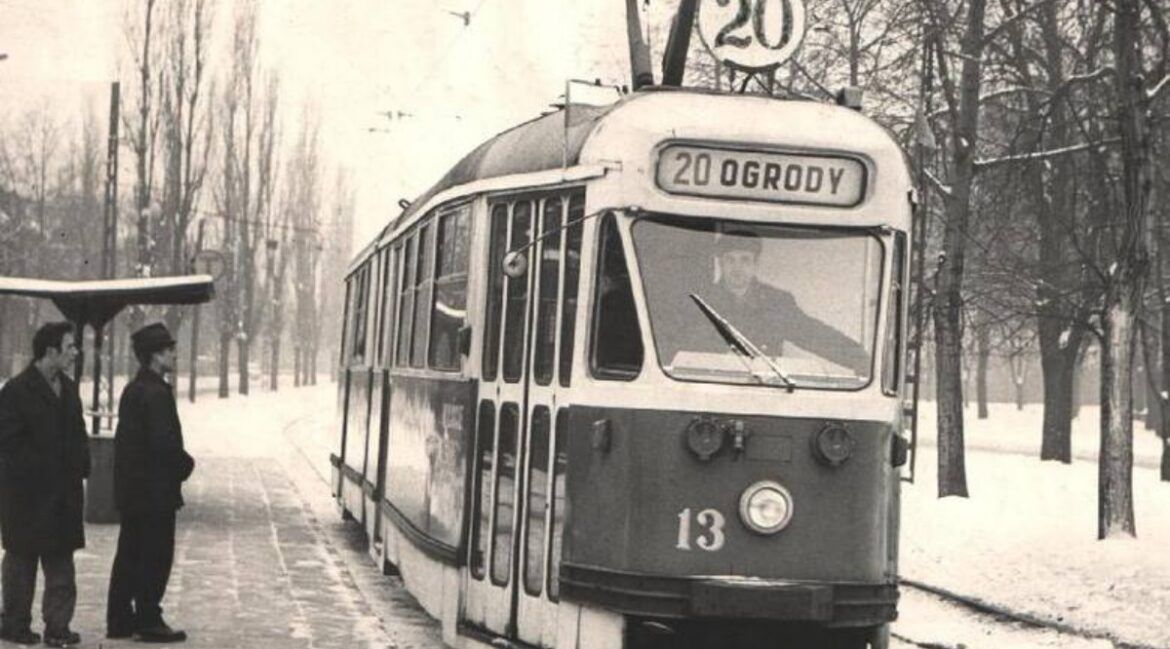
[738,481,794,535]
[812,424,854,467]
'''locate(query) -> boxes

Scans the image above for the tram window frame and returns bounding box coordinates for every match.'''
[558,192,585,387]
[429,207,471,371]
[395,234,417,367]
[589,212,644,380]
[470,400,496,581]
[522,406,551,596]
[547,408,569,601]
[411,223,435,368]
[491,402,520,587]
[483,204,509,382]
[382,247,401,368]
[882,232,907,396]
[502,201,534,383]
[350,264,370,364]
[375,247,394,366]
[533,198,563,386]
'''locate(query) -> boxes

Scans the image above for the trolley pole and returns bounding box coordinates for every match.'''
[92,81,120,435]
[625,0,655,89]
[189,218,206,402]
[661,0,699,86]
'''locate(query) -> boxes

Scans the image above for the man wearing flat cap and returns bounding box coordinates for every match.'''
[106,323,193,643]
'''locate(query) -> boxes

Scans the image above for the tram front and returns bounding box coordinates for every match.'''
[558,92,912,649]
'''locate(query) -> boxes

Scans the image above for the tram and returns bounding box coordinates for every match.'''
[331,88,914,649]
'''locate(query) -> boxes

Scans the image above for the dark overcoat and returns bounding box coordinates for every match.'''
[113,368,194,515]
[0,365,91,555]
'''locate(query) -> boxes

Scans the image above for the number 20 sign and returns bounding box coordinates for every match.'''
[698,0,807,71]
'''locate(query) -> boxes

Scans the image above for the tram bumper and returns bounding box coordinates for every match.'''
[562,564,898,627]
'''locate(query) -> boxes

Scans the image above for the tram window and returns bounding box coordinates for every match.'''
[502,201,533,382]
[376,248,395,365]
[351,266,370,363]
[548,408,568,601]
[883,233,906,395]
[534,198,563,385]
[430,209,471,371]
[523,407,550,596]
[470,401,495,580]
[591,213,644,379]
[483,204,508,381]
[395,236,416,366]
[558,193,584,387]
[411,224,434,367]
[381,247,400,368]
[491,403,519,586]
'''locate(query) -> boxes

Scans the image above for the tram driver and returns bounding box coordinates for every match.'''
[698,229,870,375]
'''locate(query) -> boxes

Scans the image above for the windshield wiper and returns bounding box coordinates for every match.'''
[688,293,795,392]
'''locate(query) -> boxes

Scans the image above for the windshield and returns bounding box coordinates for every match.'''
[630,214,883,390]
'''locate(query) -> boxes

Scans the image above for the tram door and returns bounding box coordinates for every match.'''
[464,192,582,647]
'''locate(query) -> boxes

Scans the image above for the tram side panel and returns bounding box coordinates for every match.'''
[380,374,476,616]
[342,369,373,519]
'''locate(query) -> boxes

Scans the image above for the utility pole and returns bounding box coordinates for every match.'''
[91,81,120,434]
[188,218,206,402]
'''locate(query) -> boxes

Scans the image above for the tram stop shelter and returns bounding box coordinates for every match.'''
[0,274,215,523]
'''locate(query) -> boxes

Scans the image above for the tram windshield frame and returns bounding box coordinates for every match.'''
[628,213,885,391]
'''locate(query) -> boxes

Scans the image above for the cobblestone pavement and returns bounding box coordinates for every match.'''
[7,382,445,649]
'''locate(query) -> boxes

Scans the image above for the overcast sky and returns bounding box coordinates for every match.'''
[0,0,644,245]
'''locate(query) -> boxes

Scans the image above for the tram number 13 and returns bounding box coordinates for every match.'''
[676,508,726,552]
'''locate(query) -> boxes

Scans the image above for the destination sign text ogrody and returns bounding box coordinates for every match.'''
[656,145,867,207]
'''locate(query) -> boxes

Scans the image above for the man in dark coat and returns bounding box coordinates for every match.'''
[106,323,194,643]
[0,322,89,647]
[698,230,870,374]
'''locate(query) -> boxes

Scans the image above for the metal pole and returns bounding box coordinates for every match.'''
[189,219,206,402]
[661,0,699,86]
[625,0,655,89]
[93,81,121,435]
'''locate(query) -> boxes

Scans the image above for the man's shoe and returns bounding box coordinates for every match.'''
[133,623,186,643]
[107,626,136,639]
[42,629,80,647]
[0,628,41,645]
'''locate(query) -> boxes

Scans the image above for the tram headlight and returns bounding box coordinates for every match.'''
[812,424,855,467]
[738,481,794,535]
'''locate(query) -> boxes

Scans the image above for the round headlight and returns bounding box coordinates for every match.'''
[812,424,854,467]
[739,481,794,535]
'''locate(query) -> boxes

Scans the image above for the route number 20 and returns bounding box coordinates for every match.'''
[698,0,807,70]
[676,507,726,552]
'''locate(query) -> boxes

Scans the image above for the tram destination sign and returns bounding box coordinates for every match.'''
[656,144,866,207]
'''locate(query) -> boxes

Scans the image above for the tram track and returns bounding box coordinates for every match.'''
[896,578,1166,649]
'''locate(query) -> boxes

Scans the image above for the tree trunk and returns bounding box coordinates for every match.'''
[1039,340,1075,463]
[976,321,990,419]
[237,337,250,395]
[1162,300,1170,481]
[934,295,969,497]
[218,330,231,398]
[1098,294,1137,538]
[270,336,280,391]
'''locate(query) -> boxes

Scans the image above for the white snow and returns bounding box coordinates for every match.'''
[904,401,1170,648]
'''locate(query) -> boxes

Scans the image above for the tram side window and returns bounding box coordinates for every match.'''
[429,208,470,371]
[412,224,434,367]
[523,407,550,596]
[591,213,644,379]
[502,201,533,382]
[470,401,495,580]
[381,247,400,368]
[558,193,584,387]
[395,236,417,367]
[483,204,509,381]
[491,403,519,586]
[376,248,394,365]
[548,408,569,600]
[533,198,563,385]
[883,233,907,395]
[350,266,370,364]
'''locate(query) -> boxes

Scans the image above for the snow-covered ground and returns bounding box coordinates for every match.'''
[903,401,1170,648]
[166,382,1170,648]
